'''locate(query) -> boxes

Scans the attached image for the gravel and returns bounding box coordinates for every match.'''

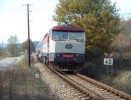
[34,61,80,100]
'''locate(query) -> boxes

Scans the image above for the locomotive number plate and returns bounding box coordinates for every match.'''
[62,54,73,58]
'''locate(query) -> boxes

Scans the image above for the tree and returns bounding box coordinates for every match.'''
[110,19,131,52]
[20,39,35,53]
[7,35,19,57]
[121,18,131,35]
[53,0,121,52]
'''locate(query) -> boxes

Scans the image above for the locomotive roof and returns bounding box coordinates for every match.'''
[51,24,84,32]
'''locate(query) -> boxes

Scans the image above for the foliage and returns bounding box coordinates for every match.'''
[20,39,35,53]
[16,55,28,67]
[0,48,3,56]
[110,18,131,52]
[53,0,121,52]
[7,35,19,57]
[121,18,131,35]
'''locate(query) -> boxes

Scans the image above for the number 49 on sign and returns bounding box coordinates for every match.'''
[104,58,113,65]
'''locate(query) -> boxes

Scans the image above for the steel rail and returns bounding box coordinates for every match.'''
[76,73,131,100]
[48,67,100,100]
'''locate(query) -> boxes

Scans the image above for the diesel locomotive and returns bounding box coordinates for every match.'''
[36,24,85,72]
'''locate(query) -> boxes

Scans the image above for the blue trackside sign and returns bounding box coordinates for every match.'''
[104,58,113,65]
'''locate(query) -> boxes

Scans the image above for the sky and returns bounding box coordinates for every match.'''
[0,0,131,43]
[111,0,131,18]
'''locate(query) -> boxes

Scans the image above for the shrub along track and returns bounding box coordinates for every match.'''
[47,65,131,100]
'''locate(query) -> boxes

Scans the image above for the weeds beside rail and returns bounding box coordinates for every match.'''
[0,55,58,100]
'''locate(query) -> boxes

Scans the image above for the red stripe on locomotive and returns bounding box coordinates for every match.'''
[52,25,84,32]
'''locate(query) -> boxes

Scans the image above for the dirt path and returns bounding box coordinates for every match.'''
[0,55,24,70]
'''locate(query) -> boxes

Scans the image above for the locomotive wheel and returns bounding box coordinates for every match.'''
[42,57,46,64]
[45,57,49,65]
[40,56,43,61]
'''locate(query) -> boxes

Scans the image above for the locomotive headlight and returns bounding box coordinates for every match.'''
[81,55,84,59]
[75,54,84,58]
[55,54,60,57]
[76,54,79,57]
[57,54,60,57]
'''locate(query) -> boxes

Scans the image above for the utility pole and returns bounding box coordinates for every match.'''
[27,4,31,68]
[24,4,31,68]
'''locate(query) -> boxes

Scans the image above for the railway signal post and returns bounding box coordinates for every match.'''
[104,58,113,77]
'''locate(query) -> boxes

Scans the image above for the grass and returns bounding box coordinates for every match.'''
[0,55,59,100]
[0,56,5,60]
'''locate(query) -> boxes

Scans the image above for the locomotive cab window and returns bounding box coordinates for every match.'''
[52,30,84,42]
[69,32,84,42]
[52,31,68,40]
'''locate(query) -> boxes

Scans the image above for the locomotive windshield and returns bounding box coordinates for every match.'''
[52,31,68,40]
[52,31,84,42]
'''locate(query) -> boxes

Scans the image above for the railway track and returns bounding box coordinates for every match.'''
[50,68,99,100]
[48,65,131,100]
[65,74,131,100]
[34,55,131,100]
[76,73,131,100]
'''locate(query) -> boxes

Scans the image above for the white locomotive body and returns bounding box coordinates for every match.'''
[37,24,85,71]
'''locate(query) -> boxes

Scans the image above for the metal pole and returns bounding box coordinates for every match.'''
[107,65,109,77]
[27,4,31,68]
